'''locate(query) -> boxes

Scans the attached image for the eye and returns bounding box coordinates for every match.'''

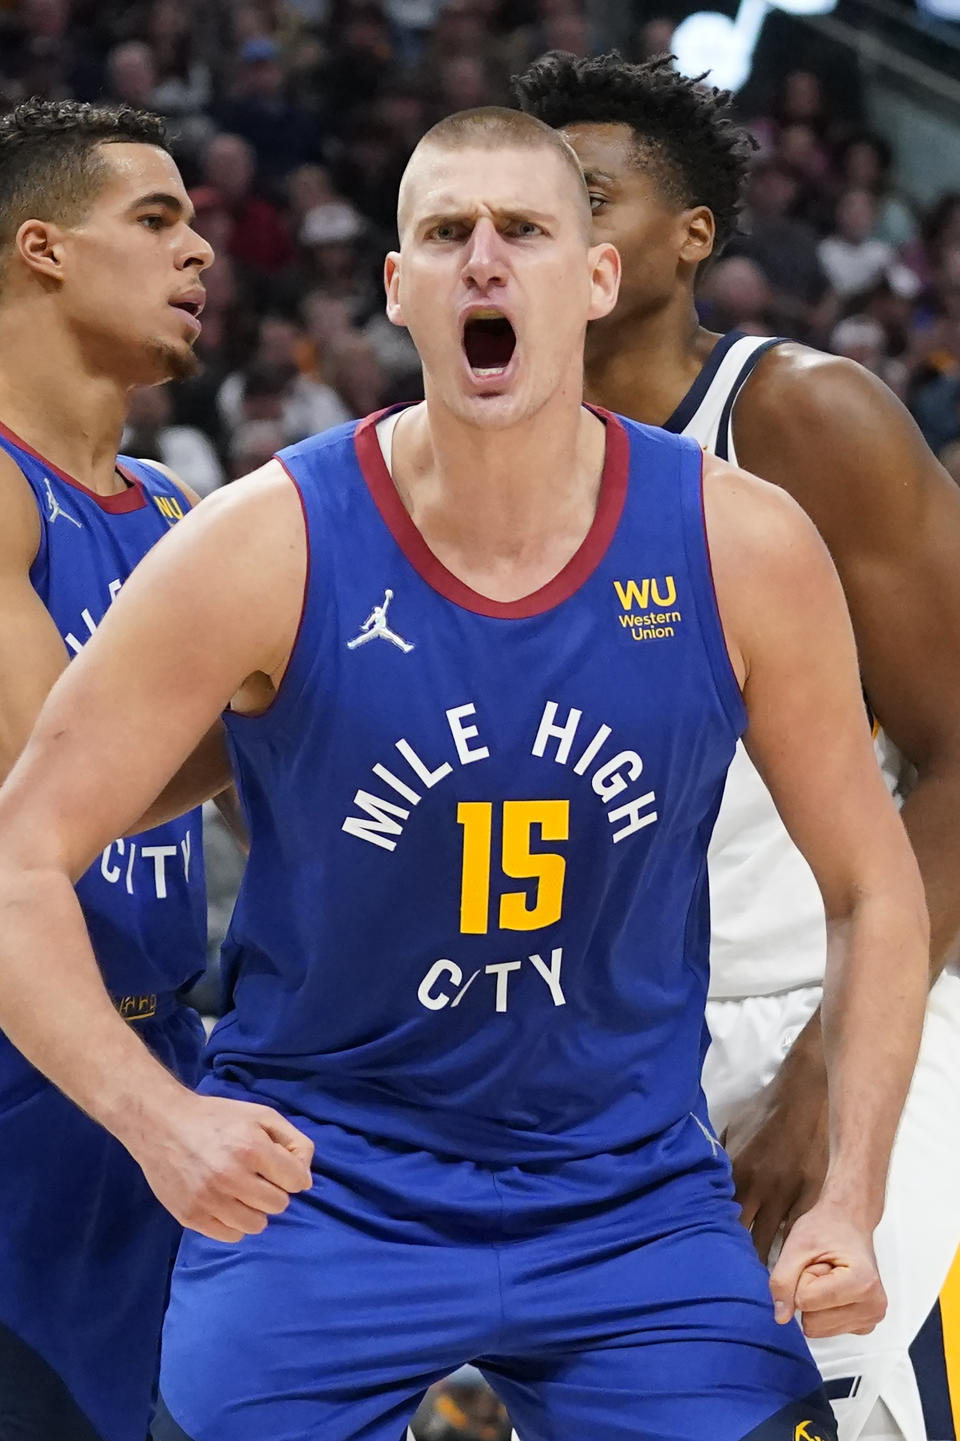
[139,213,166,231]
[589,194,608,214]
[509,220,542,238]
[429,221,463,241]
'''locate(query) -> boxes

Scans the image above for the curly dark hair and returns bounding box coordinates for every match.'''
[512,51,757,255]
[0,98,169,256]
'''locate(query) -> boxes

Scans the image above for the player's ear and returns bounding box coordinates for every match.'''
[679,206,715,266]
[384,251,405,328]
[587,241,621,323]
[16,220,67,285]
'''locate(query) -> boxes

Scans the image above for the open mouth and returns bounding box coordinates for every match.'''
[462,310,516,378]
[170,299,203,318]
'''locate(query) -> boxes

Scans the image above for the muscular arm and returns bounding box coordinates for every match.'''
[132,463,240,836]
[737,348,960,983]
[706,458,929,1331]
[727,350,960,1255]
[0,463,310,1237]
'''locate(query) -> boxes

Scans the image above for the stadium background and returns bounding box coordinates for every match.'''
[2,0,958,1435]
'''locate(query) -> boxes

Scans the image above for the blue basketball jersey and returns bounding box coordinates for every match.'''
[212,407,744,1164]
[0,421,206,1015]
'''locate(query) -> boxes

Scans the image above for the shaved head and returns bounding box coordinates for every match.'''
[397,106,591,242]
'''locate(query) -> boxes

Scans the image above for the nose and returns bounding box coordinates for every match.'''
[179,224,215,274]
[461,215,507,291]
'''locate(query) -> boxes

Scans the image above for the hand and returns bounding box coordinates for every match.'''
[724,1060,829,1263]
[126,1091,315,1243]
[769,1202,887,1338]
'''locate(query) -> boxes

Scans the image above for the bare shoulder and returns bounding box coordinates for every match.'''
[742,340,889,429]
[701,451,824,568]
[135,459,304,611]
[168,459,301,542]
[0,446,41,575]
[702,453,841,679]
[734,342,945,545]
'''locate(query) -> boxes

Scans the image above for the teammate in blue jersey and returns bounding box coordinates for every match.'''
[0,99,229,1441]
[0,106,932,1441]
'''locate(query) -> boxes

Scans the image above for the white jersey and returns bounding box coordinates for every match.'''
[673,333,903,997]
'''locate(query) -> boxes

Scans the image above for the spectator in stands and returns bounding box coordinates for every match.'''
[229,417,289,479]
[319,4,395,139]
[214,34,323,178]
[219,341,350,445]
[819,187,895,299]
[328,333,388,417]
[697,257,775,336]
[104,40,158,110]
[0,0,102,102]
[123,386,225,497]
[837,132,917,249]
[272,197,377,319]
[728,159,832,336]
[201,131,295,272]
[142,0,213,119]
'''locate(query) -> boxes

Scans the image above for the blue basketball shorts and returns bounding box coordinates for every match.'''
[0,1001,204,1441]
[154,1089,836,1441]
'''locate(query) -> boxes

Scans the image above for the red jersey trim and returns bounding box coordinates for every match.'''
[0,418,147,513]
[353,404,630,619]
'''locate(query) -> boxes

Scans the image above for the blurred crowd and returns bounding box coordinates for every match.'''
[3,0,960,488]
[4,4,959,1436]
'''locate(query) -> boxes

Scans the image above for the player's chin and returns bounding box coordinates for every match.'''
[147,336,202,384]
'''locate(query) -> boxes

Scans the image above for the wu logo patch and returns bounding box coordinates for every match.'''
[44,477,82,528]
[347,589,414,654]
[153,494,185,527]
[613,576,682,642]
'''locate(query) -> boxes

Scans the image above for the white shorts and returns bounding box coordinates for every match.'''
[703,969,960,1441]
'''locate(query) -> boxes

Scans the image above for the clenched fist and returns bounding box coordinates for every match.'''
[125,1091,314,1242]
[769,1202,887,1339]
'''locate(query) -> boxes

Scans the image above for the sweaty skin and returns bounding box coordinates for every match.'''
[566,119,960,1258]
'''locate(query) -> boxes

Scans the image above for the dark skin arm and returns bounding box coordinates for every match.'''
[727,344,960,1260]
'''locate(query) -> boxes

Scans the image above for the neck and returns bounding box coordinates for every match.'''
[0,305,133,493]
[407,380,602,550]
[584,288,718,426]
[390,381,607,602]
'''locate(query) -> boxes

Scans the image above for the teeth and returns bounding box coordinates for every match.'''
[469,309,505,320]
[473,366,507,377]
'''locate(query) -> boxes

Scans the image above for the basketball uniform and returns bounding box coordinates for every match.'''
[154,407,835,1441]
[0,421,207,1441]
[664,333,960,1441]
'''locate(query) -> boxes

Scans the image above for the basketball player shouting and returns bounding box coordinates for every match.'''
[0,99,225,1441]
[515,50,960,1441]
[0,108,931,1441]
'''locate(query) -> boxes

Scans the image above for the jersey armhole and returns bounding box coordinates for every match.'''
[0,447,44,570]
[223,464,314,737]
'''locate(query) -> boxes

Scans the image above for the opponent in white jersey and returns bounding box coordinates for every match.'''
[515,51,960,1441]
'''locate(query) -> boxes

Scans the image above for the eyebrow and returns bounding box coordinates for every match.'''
[581,169,617,186]
[416,206,557,231]
[130,192,196,225]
